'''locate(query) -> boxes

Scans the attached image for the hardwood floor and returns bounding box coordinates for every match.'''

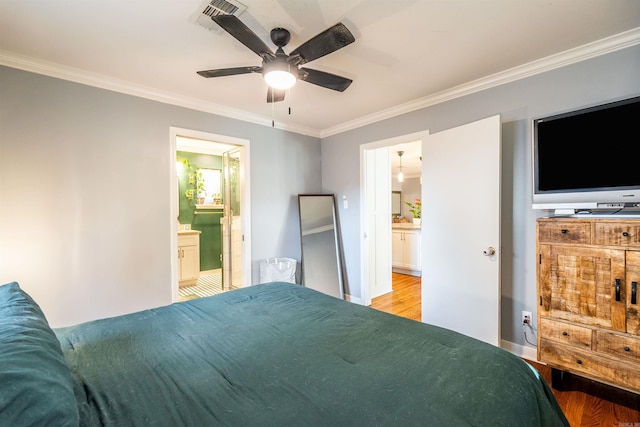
[370,272,421,321]
[369,272,640,426]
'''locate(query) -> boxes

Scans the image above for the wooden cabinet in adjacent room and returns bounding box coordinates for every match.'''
[536,217,640,394]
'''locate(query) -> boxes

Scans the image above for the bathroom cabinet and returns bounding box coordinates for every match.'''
[178,231,201,287]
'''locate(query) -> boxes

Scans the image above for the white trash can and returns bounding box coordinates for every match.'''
[260,258,297,284]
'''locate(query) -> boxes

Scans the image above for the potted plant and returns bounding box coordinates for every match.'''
[405,198,421,225]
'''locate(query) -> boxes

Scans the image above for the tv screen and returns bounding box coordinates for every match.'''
[532,95,640,211]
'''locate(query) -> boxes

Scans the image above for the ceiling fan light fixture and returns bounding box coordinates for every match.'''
[264,70,296,89]
[263,60,296,90]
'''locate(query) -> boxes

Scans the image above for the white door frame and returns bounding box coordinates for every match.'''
[360,130,429,306]
[169,127,252,302]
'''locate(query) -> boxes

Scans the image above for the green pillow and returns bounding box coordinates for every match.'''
[0,282,78,426]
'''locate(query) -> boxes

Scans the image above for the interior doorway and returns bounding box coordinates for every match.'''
[169,127,251,303]
[360,131,428,308]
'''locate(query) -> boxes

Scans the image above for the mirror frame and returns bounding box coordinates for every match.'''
[298,194,344,299]
[392,191,402,216]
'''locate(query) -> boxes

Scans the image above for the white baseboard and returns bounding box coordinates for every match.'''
[344,294,362,305]
[501,339,538,362]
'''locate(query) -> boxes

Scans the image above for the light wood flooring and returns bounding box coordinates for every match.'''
[369,272,640,426]
[369,272,421,322]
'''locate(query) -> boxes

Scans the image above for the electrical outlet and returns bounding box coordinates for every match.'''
[522,311,532,325]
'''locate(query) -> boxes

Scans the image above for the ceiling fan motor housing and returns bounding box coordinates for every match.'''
[270,28,291,47]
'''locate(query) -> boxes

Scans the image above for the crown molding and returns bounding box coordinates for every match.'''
[0,51,321,138]
[320,27,640,138]
[2,27,638,140]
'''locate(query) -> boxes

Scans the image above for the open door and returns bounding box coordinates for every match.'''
[422,115,501,345]
[364,148,393,301]
[221,147,243,290]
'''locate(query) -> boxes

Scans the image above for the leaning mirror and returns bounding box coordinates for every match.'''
[298,194,344,299]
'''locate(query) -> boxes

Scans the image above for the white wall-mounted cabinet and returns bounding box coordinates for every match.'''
[392,227,421,275]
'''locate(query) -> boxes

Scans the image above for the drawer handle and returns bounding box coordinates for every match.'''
[622,231,630,237]
[632,281,637,305]
[624,346,631,352]
[562,331,568,336]
[561,229,568,234]
[576,359,582,365]
[615,278,621,302]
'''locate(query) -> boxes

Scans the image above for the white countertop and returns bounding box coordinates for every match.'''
[392,223,421,230]
[178,229,202,234]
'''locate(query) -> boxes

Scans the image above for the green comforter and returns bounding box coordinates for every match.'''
[56,282,568,426]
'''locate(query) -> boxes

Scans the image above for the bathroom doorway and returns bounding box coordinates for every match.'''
[170,127,251,303]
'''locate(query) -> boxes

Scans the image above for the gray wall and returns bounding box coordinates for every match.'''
[0,65,321,327]
[1,44,638,348]
[322,45,640,348]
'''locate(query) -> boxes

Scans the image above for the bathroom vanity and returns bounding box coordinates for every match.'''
[178,230,201,287]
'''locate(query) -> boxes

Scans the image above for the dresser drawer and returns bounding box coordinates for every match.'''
[540,339,640,393]
[538,222,591,244]
[178,234,199,247]
[596,331,640,363]
[594,222,640,247]
[540,318,592,349]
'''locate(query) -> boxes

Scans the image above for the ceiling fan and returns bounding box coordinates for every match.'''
[197,15,355,103]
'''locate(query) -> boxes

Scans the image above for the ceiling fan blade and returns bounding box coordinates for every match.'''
[289,23,355,65]
[300,68,352,92]
[197,66,261,78]
[212,15,274,58]
[267,87,286,103]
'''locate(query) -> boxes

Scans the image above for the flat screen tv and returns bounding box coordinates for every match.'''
[532,95,640,212]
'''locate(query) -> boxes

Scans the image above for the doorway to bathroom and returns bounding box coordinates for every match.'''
[170,127,251,303]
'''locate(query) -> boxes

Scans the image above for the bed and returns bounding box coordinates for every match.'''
[1,280,569,426]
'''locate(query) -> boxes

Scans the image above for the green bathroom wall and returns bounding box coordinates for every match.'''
[177,151,223,271]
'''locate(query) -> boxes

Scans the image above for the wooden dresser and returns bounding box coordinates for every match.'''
[536,217,640,394]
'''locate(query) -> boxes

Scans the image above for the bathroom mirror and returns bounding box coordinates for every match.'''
[298,194,344,299]
[197,168,222,206]
[392,191,401,216]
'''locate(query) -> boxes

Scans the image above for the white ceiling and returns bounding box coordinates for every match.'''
[1,0,639,143]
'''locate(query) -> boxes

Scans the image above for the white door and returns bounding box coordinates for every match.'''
[364,148,393,301]
[422,115,501,345]
[222,147,244,289]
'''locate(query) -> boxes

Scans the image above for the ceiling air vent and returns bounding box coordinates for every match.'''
[191,0,247,33]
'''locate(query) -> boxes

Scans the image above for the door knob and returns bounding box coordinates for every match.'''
[483,247,496,256]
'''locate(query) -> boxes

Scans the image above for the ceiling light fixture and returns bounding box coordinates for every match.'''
[263,59,297,90]
[397,151,404,183]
